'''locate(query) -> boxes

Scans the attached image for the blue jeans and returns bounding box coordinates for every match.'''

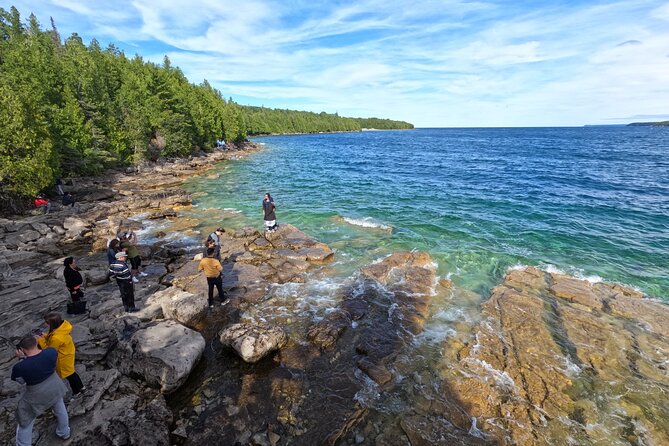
[16,398,69,445]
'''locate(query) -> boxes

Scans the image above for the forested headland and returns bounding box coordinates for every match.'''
[0,7,413,199]
[627,121,669,127]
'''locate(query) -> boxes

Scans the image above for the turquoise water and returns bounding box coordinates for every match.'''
[187,127,669,300]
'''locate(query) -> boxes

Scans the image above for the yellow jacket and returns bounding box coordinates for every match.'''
[38,320,76,378]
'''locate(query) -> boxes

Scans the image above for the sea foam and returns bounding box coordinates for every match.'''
[340,216,392,231]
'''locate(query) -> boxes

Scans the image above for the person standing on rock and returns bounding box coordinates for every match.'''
[109,251,138,312]
[11,335,71,445]
[63,257,83,302]
[262,193,277,232]
[206,227,225,261]
[37,313,86,397]
[198,247,227,308]
[120,230,146,282]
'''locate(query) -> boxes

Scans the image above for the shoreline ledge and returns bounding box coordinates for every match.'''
[0,143,667,444]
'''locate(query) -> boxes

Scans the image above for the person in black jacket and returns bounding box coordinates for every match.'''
[63,257,83,302]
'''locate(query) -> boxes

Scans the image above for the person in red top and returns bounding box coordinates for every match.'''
[34,196,51,214]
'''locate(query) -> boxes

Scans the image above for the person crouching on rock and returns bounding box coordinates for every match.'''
[120,230,146,283]
[37,313,85,397]
[63,257,83,302]
[34,195,51,214]
[12,335,70,445]
[206,227,225,261]
[198,247,227,308]
[262,193,277,232]
[109,251,138,312]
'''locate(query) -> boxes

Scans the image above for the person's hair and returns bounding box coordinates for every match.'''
[206,247,215,256]
[18,335,37,350]
[216,227,225,233]
[265,193,271,199]
[64,256,74,267]
[44,312,64,333]
[109,239,120,250]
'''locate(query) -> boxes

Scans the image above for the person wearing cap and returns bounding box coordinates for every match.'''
[198,247,227,308]
[119,230,146,283]
[109,251,137,312]
[206,228,225,261]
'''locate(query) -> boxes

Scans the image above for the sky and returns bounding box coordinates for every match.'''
[7,0,669,127]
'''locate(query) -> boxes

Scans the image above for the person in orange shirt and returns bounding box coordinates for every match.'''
[198,247,227,307]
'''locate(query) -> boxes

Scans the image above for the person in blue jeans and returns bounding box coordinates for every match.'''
[11,336,70,445]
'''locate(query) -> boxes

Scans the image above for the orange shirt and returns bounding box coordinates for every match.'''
[198,257,222,278]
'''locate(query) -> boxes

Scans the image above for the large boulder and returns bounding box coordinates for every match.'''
[219,323,288,363]
[150,286,208,328]
[107,320,205,393]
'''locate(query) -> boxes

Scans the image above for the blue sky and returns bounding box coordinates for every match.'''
[8,0,669,127]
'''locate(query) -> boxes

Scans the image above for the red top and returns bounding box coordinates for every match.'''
[34,198,48,207]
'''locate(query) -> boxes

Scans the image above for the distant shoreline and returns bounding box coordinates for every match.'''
[249,128,415,137]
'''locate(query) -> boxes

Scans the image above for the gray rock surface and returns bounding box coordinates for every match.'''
[107,320,206,393]
[219,323,288,363]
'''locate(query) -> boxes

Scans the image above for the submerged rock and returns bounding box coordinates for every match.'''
[443,267,669,446]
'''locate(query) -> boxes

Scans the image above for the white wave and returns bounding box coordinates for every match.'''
[222,208,242,213]
[341,216,392,231]
[507,263,529,272]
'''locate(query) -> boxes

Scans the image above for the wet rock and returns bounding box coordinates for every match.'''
[307,309,351,350]
[400,415,487,446]
[148,208,177,219]
[219,323,288,363]
[107,320,206,393]
[233,226,260,239]
[444,267,669,446]
[357,358,392,385]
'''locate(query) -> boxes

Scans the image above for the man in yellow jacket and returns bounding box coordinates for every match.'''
[37,313,85,396]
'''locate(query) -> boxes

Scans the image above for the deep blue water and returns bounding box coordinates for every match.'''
[188,127,669,299]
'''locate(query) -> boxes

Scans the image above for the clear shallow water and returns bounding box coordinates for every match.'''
[186,127,669,300]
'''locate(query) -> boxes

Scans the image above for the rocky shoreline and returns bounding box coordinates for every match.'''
[1,144,668,446]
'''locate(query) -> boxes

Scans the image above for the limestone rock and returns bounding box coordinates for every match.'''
[155,286,207,328]
[307,309,351,350]
[148,208,177,219]
[63,216,89,238]
[219,323,288,363]
[108,320,205,393]
[444,267,669,446]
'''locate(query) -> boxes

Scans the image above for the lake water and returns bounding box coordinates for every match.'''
[188,127,669,300]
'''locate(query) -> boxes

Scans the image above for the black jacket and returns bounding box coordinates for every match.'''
[63,266,83,290]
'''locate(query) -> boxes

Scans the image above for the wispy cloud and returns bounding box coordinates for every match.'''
[10,0,669,126]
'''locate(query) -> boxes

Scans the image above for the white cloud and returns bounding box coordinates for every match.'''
[9,0,669,126]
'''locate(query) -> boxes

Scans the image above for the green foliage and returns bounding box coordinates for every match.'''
[242,106,413,135]
[0,7,413,198]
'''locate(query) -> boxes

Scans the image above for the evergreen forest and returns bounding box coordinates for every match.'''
[0,7,413,198]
